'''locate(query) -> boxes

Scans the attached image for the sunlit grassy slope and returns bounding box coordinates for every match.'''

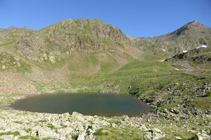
[1,39,211,113]
[66,53,196,92]
[59,52,211,111]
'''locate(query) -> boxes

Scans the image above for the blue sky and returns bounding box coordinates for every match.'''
[0,0,211,37]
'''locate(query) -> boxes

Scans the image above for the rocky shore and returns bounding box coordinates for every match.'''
[0,108,211,140]
[0,82,211,140]
[0,88,210,139]
[0,110,167,140]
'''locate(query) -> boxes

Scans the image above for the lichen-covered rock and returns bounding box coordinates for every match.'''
[48,53,56,63]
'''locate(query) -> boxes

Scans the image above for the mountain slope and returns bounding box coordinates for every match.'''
[0,18,144,94]
[133,21,211,56]
[14,18,133,63]
[165,46,211,71]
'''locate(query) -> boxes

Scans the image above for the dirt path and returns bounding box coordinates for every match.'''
[154,59,166,62]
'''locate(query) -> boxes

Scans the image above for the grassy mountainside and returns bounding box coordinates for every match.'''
[0,18,143,95]
[133,21,211,56]
[14,18,132,63]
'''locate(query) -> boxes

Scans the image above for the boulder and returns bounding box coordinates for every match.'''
[191,133,203,140]
[48,53,56,63]
[77,131,86,140]
[72,112,85,121]
[1,65,5,69]
[152,128,162,133]
[85,134,94,140]
[72,112,83,117]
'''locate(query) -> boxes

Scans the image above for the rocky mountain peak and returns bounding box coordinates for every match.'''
[171,20,211,37]
[133,20,211,56]
[11,18,132,63]
[185,20,205,30]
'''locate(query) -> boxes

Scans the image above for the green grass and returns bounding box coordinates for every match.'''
[160,127,195,140]
[63,52,210,97]
[19,135,40,140]
[0,41,15,49]
[0,51,32,73]
[94,126,145,140]
[72,134,79,140]
[0,131,20,136]
[47,123,58,130]
[32,81,46,92]
[39,120,47,123]
[62,52,211,112]
[16,61,32,74]
[25,128,32,133]
[30,56,72,72]
[187,92,211,110]
[13,121,23,124]
[0,94,24,106]
[99,54,119,74]
[94,128,109,136]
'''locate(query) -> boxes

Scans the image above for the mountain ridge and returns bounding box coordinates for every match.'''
[133,20,211,56]
[1,19,210,57]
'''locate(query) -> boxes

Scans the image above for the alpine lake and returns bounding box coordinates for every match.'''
[10,93,150,116]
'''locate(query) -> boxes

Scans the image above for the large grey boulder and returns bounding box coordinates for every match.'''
[77,130,86,140]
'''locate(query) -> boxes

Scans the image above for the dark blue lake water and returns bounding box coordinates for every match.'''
[10,93,150,116]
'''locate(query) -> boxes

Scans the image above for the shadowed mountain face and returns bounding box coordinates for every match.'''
[133,21,211,56]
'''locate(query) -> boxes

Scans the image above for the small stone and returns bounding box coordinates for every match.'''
[111,123,116,127]
[153,128,162,133]
[1,65,5,69]
[175,136,182,139]
[17,62,21,67]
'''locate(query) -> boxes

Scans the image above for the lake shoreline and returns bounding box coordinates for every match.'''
[0,92,153,117]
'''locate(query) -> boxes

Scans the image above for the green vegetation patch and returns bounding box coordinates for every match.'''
[19,135,40,140]
[94,128,109,136]
[0,41,15,49]
[187,92,211,110]
[72,133,79,140]
[160,127,195,140]
[32,81,46,92]
[13,121,23,124]
[47,123,58,130]
[16,61,32,74]
[0,131,20,136]
[25,128,32,133]
[94,126,145,140]
[0,51,32,73]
